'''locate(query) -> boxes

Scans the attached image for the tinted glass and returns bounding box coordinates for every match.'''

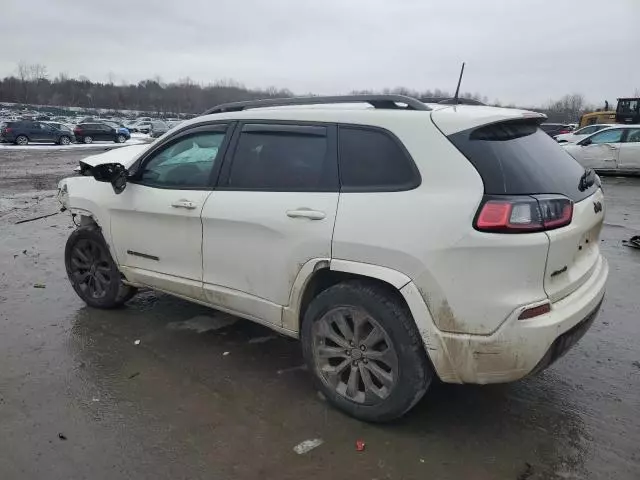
[228,126,334,191]
[139,131,225,188]
[338,127,419,190]
[448,120,597,203]
[624,129,640,143]
[577,125,598,135]
[589,129,623,144]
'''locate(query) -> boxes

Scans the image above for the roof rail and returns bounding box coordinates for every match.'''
[202,94,430,115]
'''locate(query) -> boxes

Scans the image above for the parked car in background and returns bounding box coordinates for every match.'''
[57,95,607,422]
[555,124,622,143]
[1,120,75,145]
[150,120,171,138]
[102,121,131,137]
[563,125,640,174]
[135,121,152,134]
[73,122,130,144]
[540,123,573,137]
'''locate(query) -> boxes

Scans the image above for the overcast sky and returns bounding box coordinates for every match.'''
[0,0,638,106]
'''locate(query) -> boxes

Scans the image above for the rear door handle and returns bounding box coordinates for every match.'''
[171,200,197,209]
[286,209,326,220]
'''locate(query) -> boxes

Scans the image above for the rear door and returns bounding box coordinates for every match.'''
[617,128,640,172]
[200,122,339,326]
[579,128,624,169]
[445,118,603,304]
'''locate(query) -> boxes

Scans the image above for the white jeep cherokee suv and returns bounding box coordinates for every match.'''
[57,95,608,422]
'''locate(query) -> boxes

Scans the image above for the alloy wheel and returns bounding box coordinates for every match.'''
[69,239,112,299]
[312,306,399,405]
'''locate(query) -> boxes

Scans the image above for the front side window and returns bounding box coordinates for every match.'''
[227,125,334,191]
[138,131,225,188]
[576,126,598,135]
[338,126,419,191]
[589,129,624,144]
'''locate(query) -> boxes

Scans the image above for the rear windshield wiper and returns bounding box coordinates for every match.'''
[578,168,596,192]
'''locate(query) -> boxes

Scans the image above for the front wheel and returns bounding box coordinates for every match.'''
[83,136,93,144]
[301,281,432,422]
[65,225,137,308]
[59,135,71,145]
[115,134,126,143]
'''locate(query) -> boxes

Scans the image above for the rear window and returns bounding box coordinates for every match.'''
[448,120,598,203]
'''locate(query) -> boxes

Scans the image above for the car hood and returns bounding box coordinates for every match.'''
[79,144,148,169]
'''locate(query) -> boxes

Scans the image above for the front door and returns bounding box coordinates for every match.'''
[580,128,624,169]
[107,124,230,300]
[618,128,640,172]
[201,122,339,326]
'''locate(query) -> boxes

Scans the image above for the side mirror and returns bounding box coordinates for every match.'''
[579,138,592,146]
[83,162,128,194]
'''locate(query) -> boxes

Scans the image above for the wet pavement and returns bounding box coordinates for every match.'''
[1,149,639,480]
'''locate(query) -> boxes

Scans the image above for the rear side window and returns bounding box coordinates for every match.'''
[448,120,597,203]
[338,126,419,191]
[227,124,336,191]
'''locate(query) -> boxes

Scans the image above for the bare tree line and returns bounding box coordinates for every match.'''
[0,63,613,121]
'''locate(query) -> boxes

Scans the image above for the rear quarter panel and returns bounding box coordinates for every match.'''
[332,114,550,335]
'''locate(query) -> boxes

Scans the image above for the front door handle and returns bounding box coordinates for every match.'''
[171,200,197,210]
[286,208,326,220]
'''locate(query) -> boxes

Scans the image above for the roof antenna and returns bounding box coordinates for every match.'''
[453,62,465,105]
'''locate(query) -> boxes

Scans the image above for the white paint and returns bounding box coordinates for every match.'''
[293,439,324,455]
[563,125,640,173]
[134,339,140,345]
[201,191,339,327]
[59,102,610,389]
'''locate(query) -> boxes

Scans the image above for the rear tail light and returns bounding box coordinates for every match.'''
[475,195,573,233]
[558,129,570,134]
[4,127,12,133]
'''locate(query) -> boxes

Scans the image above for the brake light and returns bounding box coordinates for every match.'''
[475,196,573,233]
[4,127,12,133]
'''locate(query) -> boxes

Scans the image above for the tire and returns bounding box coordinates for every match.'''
[15,135,28,146]
[83,136,93,144]
[58,135,71,145]
[65,225,137,308]
[301,280,432,422]
[115,134,126,143]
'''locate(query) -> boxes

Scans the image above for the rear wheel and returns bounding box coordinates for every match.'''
[15,135,28,146]
[115,134,126,143]
[301,281,432,422]
[59,135,71,145]
[65,225,137,308]
[83,136,93,144]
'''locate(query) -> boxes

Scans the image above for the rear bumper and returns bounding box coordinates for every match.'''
[402,254,608,384]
